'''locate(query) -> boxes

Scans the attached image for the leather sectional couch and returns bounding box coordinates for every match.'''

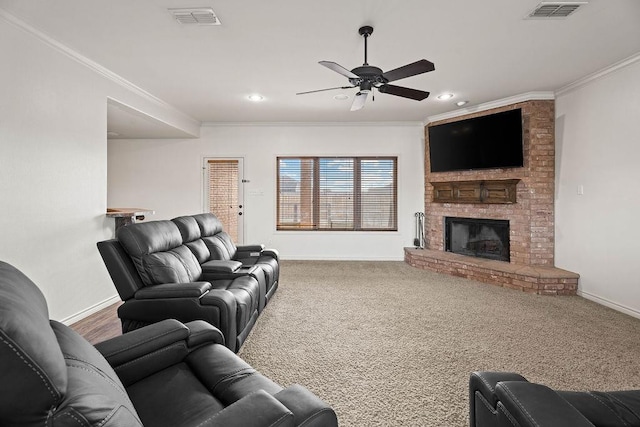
[98,213,279,353]
[0,260,338,427]
[470,371,640,426]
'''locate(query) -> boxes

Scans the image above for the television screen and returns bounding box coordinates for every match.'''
[428,109,523,172]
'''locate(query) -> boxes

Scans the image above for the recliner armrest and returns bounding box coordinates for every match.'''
[201,260,243,273]
[495,381,594,427]
[262,249,279,261]
[95,318,188,367]
[201,390,294,427]
[95,319,232,386]
[470,371,529,408]
[185,320,225,347]
[274,384,338,427]
[236,244,265,253]
[235,245,279,261]
[134,281,212,299]
[469,371,530,427]
[111,285,240,351]
[201,261,260,283]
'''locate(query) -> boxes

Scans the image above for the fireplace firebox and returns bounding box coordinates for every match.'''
[445,217,510,262]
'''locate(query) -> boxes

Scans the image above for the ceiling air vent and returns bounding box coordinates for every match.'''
[168,8,221,25]
[526,2,587,19]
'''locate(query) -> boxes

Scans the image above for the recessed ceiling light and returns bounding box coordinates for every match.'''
[456,100,469,107]
[334,94,349,101]
[437,93,454,100]
[247,94,264,102]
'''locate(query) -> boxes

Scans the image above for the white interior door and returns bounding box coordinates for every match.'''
[204,158,244,243]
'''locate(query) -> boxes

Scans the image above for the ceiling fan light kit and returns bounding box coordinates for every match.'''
[297,25,435,111]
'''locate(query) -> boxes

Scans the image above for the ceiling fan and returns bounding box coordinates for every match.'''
[296,25,435,111]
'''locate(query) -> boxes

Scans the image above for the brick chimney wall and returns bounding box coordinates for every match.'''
[424,100,555,266]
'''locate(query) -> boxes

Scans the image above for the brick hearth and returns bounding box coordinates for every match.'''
[407,99,579,295]
[405,248,578,295]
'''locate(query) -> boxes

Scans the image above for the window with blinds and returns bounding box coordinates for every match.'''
[277,156,397,231]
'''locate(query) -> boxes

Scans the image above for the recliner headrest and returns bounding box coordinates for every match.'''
[172,216,202,243]
[192,213,224,237]
[117,221,183,257]
[0,261,66,420]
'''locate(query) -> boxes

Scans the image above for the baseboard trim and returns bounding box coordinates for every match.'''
[61,295,120,326]
[578,290,640,320]
[282,256,406,262]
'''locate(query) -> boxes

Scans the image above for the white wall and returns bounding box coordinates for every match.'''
[555,57,640,318]
[0,11,198,322]
[107,124,425,260]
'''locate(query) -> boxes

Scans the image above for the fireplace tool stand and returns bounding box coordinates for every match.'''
[414,212,425,249]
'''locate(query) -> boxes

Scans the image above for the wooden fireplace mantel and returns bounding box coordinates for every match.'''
[430,179,520,204]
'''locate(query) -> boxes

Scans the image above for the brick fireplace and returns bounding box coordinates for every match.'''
[405,100,579,295]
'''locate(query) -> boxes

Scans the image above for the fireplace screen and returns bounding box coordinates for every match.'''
[445,217,510,262]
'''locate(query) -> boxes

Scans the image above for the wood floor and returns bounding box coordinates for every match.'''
[70,302,123,344]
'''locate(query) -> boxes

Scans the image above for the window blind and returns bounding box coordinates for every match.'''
[277,157,397,231]
[207,159,239,242]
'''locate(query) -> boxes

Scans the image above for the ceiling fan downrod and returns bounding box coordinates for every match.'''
[358,26,373,66]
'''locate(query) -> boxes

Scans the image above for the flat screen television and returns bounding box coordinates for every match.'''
[428,108,524,172]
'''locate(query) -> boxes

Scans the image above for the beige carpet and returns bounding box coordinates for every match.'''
[238,260,640,426]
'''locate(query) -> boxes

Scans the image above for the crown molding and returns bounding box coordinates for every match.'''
[555,51,640,97]
[425,91,555,124]
[0,8,200,130]
[201,121,425,127]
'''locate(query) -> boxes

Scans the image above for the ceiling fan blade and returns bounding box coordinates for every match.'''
[381,59,435,83]
[350,91,368,111]
[378,84,430,101]
[296,86,354,95]
[319,61,360,80]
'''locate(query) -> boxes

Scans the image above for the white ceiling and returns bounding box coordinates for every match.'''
[3,0,640,131]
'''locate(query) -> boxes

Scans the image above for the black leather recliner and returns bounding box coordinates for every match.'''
[97,220,260,353]
[0,260,338,427]
[172,215,270,312]
[191,213,280,305]
[470,371,640,427]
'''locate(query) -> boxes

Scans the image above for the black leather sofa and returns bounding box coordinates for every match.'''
[470,371,640,426]
[97,214,279,353]
[0,260,337,427]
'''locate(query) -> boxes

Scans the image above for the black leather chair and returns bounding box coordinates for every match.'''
[0,260,338,427]
[470,371,640,427]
